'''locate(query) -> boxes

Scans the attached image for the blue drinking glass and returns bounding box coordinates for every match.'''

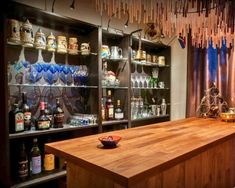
[44,64,59,85]
[29,63,43,84]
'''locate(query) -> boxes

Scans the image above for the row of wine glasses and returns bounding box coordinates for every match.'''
[131,64,159,88]
[9,47,89,86]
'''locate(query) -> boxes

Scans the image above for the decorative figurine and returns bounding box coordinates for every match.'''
[197,82,228,118]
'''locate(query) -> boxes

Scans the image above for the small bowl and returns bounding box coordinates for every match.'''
[220,112,235,122]
[98,135,121,148]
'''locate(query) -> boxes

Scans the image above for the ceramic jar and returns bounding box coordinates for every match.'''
[146,54,152,62]
[47,32,56,52]
[152,55,158,63]
[80,43,90,55]
[158,56,165,66]
[20,19,34,47]
[34,28,46,49]
[68,37,78,55]
[7,19,21,44]
[57,35,67,53]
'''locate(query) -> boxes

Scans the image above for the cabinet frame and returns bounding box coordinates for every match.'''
[1,1,171,187]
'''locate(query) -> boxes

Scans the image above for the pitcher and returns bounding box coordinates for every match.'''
[110,46,122,59]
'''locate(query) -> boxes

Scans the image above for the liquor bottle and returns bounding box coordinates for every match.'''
[31,138,41,175]
[101,98,106,121]
[9,103,24,133]
[18,142,29,180]
[21,92,31,131]
[53,98,64,128]
[114,100,124,120]
[36,102,50,130]
[160,98,167,115]
[44,138,55,172]
[44,102,52,127]
[105,90,114,120]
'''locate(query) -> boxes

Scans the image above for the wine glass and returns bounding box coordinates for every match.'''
[14,47,30,84]
[131,75,135,87]
[29,49,44,84]
[44,52,59,85]
[135,75,141,88]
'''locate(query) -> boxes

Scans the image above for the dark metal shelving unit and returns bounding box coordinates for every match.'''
[1,2,171,187]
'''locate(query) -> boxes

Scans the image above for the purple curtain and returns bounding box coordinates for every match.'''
[186,40,235,117]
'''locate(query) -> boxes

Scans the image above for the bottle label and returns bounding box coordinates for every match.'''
[44,154,55,171]
[37,121,50,129]
[54,113,64,124]
[15,112,24,132]
[18,160,28,179]
[115,112,124,120]
[32,156,41,174]
[108,107,114,118]
[24,111,31,126]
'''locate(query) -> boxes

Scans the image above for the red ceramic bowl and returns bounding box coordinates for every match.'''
[98,135,121,147]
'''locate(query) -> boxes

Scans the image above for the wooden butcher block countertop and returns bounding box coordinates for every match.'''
[45,117,235,186]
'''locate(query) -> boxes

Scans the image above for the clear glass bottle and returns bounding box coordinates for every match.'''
[31,138,41,175]
[114,100,124,120]
[101,98,106,121]
[105,90,114,120]
[160,98,167,115]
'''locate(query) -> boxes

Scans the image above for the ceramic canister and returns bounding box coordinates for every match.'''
[152,55,158,63]
[146,54,152,62]
[47,32,56,52]
[80,43,90,55]
[34,28,46,49]
[68,37,78,55]
[7,19,21,44]
[20,19,34,47]
[158,56,165,66]
[57,35,67,53]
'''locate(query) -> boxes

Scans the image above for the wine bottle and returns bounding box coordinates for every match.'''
[36,102,50,130]
[18,142,29,180]
[105,90,114,120]
[31,138,41,175]
[44,102,52,127]
[101,98,106,121]
[21,92,31,131]
[53,98,64,128]
[114,100,124,120]
[9,103,24,133]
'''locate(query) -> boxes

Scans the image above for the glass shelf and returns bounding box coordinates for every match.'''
[131,60,170,67]
[102,119,128,126]
[9,124,98,139]
[105,57,128,62]
[6,43,98,56]
[102,86,128,89]
[131,87,170,90]
[11,169,66,188]
[131,114,170,122]
[8,83,98,89]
